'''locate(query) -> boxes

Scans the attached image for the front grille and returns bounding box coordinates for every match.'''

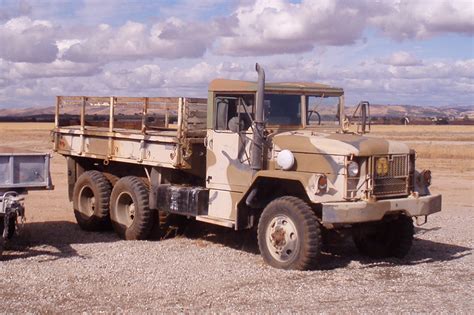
[372,155,409,197]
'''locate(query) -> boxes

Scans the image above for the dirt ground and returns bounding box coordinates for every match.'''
[0,123,473,313]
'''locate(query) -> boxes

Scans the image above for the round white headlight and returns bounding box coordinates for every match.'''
[277,149,295,170]
[347,161,359,177]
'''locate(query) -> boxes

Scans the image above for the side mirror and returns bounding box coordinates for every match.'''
[215,98,229,130]
[351,101,371,134]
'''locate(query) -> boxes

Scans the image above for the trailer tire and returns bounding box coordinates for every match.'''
[257,196,322,270]
[0,217,16,239]
[73,170,112,231]
[353,215,414,258]
[110,176,154,240]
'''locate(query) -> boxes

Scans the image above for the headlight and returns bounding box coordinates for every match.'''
[347,161,359,177]
[277,149,295,170]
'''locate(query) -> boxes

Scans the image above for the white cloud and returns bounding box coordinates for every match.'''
[62,18,216,63]
[215,0,474,56]
[319,58,474,105]
[100,61,255,93]
[0,0,31,21]
[370,0,474,40]
[0,58,102,81]
[387,59,474,80]
[0,0,473,108]
[0,16,58,63]
[102,64,164,90]
[215,0,370,55]
[378,51,423,67]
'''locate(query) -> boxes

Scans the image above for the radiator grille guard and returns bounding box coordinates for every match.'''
[372,155,409,197]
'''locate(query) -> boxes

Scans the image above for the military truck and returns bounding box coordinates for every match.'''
[52,64,441,270]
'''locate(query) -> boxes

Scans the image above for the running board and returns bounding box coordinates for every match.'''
[196,215,234,228]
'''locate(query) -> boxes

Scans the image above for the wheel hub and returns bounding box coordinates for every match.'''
[271,227,286,248]
[266,215,298,262]
[88,197,96,212]
[115,192,135,227]
[128,203,136,220]
[78,186,95,215]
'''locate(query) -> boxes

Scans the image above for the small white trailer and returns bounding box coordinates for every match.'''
[0,147,53,255]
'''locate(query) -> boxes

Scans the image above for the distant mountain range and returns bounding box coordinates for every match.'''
[0,103,473,120]
[347,104,474,119]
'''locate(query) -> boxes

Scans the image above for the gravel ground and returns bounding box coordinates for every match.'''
[0,125,472,313]
[1,167,472,313]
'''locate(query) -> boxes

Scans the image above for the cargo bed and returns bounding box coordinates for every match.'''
[52,96,208,169]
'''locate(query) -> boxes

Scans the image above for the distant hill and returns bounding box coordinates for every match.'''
[345,104,473,119]
[0,106,55,117]
[0,103,473,121]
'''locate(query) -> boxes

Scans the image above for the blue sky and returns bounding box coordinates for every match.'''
[0,0,473,108]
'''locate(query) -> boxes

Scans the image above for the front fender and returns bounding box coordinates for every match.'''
[242,170,318,207]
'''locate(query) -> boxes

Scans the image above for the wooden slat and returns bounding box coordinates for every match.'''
[148,97,180,103]
[185,97,207,103]
[116,97,147,102]
[187,111,207,119]
[185,117,207,124]
[58,96,84,101]
[186,105,207,109]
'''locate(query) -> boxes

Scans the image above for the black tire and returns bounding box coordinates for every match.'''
[0,216,16,239]
[110,176,154,240]
[73,170,112,231]
[257,196,322,270]
[353,215,414,258]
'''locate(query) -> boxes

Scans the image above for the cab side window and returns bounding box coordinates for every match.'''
[215,94,255,132]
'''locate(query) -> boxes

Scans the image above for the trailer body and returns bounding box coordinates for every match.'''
[0,147,53,254]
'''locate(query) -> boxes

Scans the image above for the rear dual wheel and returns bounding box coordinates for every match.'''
[73,171,163,240]
[73,170,112,231]
[109,176,154,240]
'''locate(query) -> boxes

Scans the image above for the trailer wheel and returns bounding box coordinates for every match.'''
[73,170,112,231]
[0,216,16,239]
[0,220,12,258]
[110,176,154,240]
[257,196,322,270]
[353,215,414,258]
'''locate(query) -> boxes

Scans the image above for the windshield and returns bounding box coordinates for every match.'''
[262,93,342,128]
[307,96,340,127]
[265,94,301,126]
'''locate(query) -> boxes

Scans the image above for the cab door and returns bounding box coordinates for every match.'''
[204,96,254,221]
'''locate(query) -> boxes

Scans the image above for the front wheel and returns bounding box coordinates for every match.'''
[257,196,322,270]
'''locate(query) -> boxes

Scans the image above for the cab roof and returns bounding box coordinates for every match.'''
[208,79,344,96]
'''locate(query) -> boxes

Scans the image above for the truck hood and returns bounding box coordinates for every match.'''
[271,130,411,156]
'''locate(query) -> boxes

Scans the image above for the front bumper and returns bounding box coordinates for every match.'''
[322,194,442,224]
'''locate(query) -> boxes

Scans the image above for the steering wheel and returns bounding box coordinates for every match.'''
[307,110,321,125]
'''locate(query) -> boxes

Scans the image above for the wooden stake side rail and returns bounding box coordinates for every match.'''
[53,96,208,169]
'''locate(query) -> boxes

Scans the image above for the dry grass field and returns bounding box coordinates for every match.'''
[368,125,474,162]
[0,122,472,313]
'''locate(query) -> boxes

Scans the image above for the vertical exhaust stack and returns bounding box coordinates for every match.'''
[251,63,265,171]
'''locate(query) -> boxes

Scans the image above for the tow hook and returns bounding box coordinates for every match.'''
[415,215,428,226]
